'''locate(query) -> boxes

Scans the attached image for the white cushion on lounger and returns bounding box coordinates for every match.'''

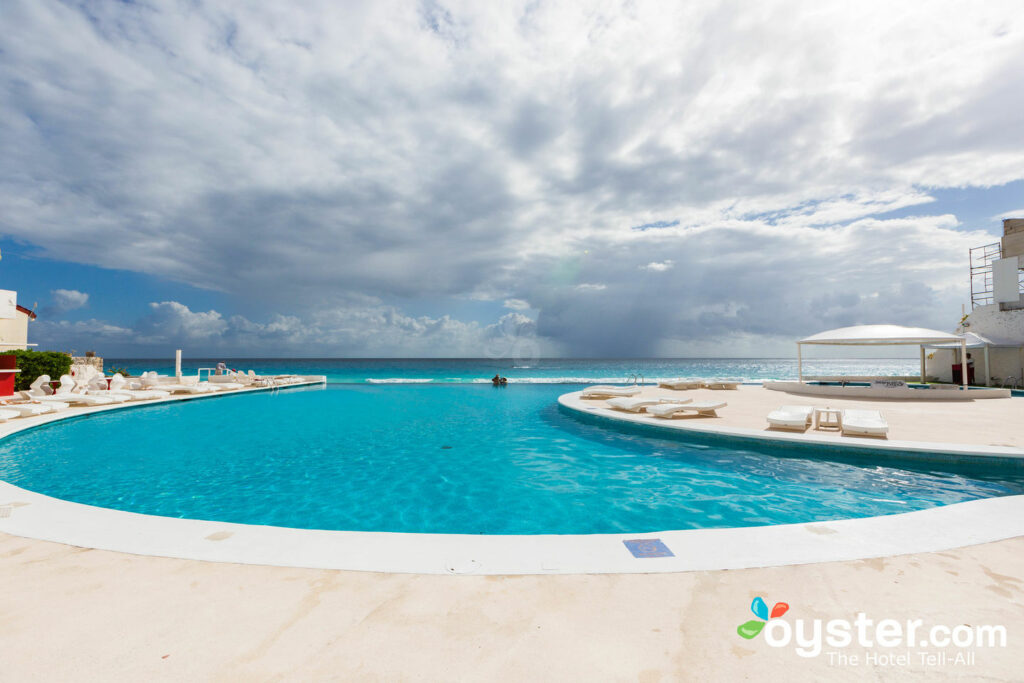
[646,401,726,418]
[766,405,813,431]
[606,397,692,412]
[581,385,642,398]
[841,410,889,437]
[703,379,742,389]
[657,378,703,390]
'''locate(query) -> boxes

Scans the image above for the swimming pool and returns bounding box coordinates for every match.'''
[1,384,1022,534]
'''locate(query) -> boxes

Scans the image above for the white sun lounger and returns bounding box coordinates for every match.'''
[841,410,889,438]
[0,401,65,417]
[141,372,219,394]
[646,401,726,418]
[104,374,170,400]
[581,385,642,399]
[24,375,116,406]
[766,405,814,432]
[702,378,742,390]
[0,408,22,422]
[69,376,129,404]
[20,376,73,406]
[657,378,704,390]
[606,396,693,413]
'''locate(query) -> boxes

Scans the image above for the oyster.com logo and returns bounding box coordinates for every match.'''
[737,596,789,639]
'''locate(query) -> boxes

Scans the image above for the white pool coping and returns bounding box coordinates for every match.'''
[0,382,1022,575]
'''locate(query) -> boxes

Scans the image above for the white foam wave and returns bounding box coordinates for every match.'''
[359,376,760,385]
[472,376,646,384]
[365,378,434,384]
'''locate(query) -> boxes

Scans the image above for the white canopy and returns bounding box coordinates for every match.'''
[799,324,964,346]
[921,331,1021,349]
[796,324,967,389]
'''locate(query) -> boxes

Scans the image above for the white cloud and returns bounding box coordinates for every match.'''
[31,300,555,359]
[503,298,530,310]
[49,288,89,313]
[5,1,1024,355]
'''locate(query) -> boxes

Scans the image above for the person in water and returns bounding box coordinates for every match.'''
[491,374,508,386]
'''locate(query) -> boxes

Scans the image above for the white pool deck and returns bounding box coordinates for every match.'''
[3,381,1024,679]
[1,381,1023,575]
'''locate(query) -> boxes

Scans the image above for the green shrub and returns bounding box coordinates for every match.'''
[106,366,131,377]
[1,350,73,391]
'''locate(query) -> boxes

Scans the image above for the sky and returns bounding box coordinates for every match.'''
[2,0,1023,358]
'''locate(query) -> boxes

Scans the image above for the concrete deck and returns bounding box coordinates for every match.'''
[561,384,1024,456]
[2,531,1021,681]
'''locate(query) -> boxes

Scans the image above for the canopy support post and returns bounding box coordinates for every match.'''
[961,338,968,391]
[984,345,991,387]
[797,343,803,383]
[919,346,926,384]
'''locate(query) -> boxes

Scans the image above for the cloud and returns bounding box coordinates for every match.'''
[31,300,555,359]
[48,288,89,313]
[503,298,530,310]
[640,260,673,272]
[4,1,1024,356]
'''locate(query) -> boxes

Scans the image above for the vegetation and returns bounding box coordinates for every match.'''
[1,350,73,392]
[106,367,131,377]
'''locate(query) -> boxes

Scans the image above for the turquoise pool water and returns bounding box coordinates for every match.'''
[1,384,1021,534]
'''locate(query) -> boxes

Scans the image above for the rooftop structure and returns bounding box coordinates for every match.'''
[969,218,1024,310]
[0,289,36,351]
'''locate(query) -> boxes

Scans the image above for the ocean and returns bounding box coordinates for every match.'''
[103,357,921,384]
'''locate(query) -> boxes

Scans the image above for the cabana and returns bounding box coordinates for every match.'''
[796,324,967,390]
[920,331,1024,387]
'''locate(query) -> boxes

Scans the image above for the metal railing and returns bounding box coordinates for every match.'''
[969,242,1001,309]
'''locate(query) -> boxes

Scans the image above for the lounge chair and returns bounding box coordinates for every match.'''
[0,408,21,422]
[766,405,814,432]
[657,378,704,390]
[141,372,219,394]
[606,397,692,413]
[646,401,726,418]
[0,400,66,417]
[105,374,170,400]
[841,410,889,438]
[66,376,129,404]
[581,385,643,399]
[23,375,115,406]
[702,378,741,390]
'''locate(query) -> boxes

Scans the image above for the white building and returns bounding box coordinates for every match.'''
[0,289,36,351]
[925,219,1024,387]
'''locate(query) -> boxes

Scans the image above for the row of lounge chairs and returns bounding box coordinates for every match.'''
[581,379,742,400]
[580,385,887,437]
[596,394,727,418]
[766,405,889,438]
[0,369,309,422]
[658,378,742,390]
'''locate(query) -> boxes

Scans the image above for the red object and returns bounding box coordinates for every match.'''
[0,354,16,396]
[771,602,789,619]
[0,372,14,397]
[951,363,976,385]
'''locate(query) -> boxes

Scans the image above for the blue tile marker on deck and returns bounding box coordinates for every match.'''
[623,538,675,558]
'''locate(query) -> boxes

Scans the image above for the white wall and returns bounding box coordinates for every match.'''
[925,305,1024,385]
